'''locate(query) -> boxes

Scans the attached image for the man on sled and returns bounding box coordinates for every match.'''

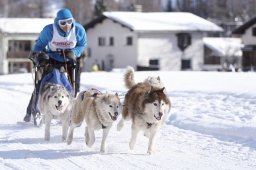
[23,8,87,126]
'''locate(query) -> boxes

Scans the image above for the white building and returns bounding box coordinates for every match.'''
[233,17,256,71]
[0,18,53,74]
[203,37,243,71]
[84,11,223,71]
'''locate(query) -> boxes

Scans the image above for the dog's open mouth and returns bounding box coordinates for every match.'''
[108,112,117,121]
[55,105,63,111]
[154,114,162,120]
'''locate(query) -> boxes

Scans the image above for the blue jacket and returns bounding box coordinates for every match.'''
[33,17,87,62]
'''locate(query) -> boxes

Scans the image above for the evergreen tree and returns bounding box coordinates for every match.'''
[166,0,173,12]
[94,0,106,18]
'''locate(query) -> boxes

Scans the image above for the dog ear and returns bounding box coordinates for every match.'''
[102,94,109,102]
[155,87,165,93]
[157,76,161,81]
[149,86,154,92]
[49,85,55,92]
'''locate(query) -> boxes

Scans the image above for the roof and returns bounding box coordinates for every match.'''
[0,18,53,34]
[85,11,223,32]
[232,16,256,34]
[203,37,243,57]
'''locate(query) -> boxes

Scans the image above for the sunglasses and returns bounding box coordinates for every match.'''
[59,18,73,26]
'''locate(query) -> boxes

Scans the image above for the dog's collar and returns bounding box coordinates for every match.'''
[140,113,155,128]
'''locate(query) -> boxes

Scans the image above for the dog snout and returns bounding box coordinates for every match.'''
[58,100,62,105]
[159,112,163,118]
[114,112,118,116]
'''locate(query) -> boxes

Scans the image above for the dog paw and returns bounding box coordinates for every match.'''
[129,142,135,150]
[62,137,67,142]
[44,137,50,141]
[87,143,93,148]
[86,140,94,147]
[147,149,155,155]
[100,149,105,153]
[66,138,72,145]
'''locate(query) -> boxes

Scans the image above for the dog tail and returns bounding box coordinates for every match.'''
[124,66,136,89]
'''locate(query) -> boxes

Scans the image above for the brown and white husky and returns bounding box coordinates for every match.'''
[117,67,171,154]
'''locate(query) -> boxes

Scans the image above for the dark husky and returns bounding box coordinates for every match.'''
[117,67,171,154]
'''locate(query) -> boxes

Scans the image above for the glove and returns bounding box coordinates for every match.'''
[29,52,49,67]
[64,49,76,63]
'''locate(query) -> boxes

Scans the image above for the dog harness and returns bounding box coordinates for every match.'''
[93,99,108,129]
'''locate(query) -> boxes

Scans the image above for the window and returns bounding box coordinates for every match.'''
[204,55,221,65]
[176,33,191,51]
[8,40,31,51]
[98,37,106,46]
[109,37,114,46]
[149,59,159,70]
[181,59,191,70]
[126,36,133,46]
[252,27,256,36]
[87,48,91,58]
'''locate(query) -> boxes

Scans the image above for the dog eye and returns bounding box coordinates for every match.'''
[154,103,157,106]
[109,105,112,108]
[162,103,165,106]
[54,96,57,98]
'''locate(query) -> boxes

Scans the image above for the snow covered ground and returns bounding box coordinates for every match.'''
[0,70,256,170]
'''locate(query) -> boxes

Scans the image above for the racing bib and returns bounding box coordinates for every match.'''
[48,24,77,51]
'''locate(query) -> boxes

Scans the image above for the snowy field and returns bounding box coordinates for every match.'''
[0,70,256,170]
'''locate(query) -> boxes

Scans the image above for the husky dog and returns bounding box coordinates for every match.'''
[67,88,121,153]
[118,67,171,154]
[124,66,165,90]
[38,83,72,141]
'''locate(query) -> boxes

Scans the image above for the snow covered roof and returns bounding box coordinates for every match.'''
[232,16,256,34]
[98,12,223,32]
[0,18,53,34]
[203,37,243,57]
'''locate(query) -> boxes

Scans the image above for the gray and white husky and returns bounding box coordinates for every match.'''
[38,83,72,141]
[67,88,122,153]
[118,67,171,154]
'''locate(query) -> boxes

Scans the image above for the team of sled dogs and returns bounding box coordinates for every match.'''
[39,66,171,154]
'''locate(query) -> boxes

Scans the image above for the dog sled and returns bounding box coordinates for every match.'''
[28,51,79,126]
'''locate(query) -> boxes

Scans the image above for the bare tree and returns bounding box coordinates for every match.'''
[220,39,242,71]
[65,0,93,24]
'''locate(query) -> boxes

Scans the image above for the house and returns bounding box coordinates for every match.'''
[203,37,243,71]
[0,18,53,74]
[233,17,256,71]
[84,11,223,71]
